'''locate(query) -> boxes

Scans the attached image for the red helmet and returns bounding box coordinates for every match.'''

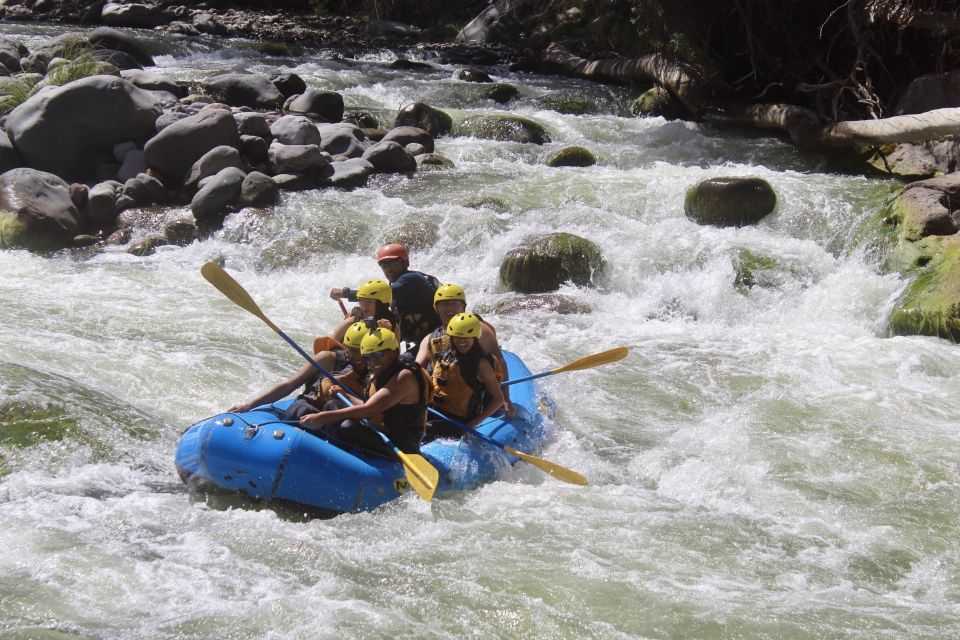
[375,243,409,264]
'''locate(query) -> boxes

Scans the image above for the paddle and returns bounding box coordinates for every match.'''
[336,299,349,318]
[427,406,588,486]
[500,347,629,388]
[200,261,439,501]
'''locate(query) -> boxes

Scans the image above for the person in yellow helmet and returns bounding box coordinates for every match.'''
[228,321,373,422]
[416,282,514,416]
[330,243,441,349]
[328,278,399,344]
[424,312,504,441]
[300,328,432,456]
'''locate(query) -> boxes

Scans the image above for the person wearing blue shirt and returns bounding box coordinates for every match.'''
[330,243,441,349]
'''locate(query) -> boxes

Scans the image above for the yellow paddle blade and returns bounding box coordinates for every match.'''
[396,451,439,501]
[503,445,588,486]
[551,346,628,375]
[201,262,280,333]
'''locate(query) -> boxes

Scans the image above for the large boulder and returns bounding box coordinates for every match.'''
[382,126,434,153]
[101,3,170,28]
[0,131,24,174]
[499,232,606,293]
[143,109,240,185]
[5,75,162,180]
[316,123,368,158]
[284,89,344,122]
[458,115,551,144]
[864,139,960,179]
[394,102,452,138]
[200,72,284,109]
[183,145,246,192]
[324,158,374,189]
[546,146,596,167]
[268,141,328,174]
[0,35,26,73]
[894,70,960,115]
[190,166,246,221]
[457,1,522,44]
[239,171,279,207]
[0,168,80,249]
[20,33,86,74]
[361,141,416,173]
[684,177,777,227]
[120,69,186,98]
[888,239,960,342]
[88,27,155,68]
[270,115,322,146]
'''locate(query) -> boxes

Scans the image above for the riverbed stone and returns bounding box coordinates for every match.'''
[499,232,606,293]
[0,35,26,73]
[270,115,322,146]
[382,126,434,153]
[163,211,198,246]
[87,181,120,224]
[394,102,452,138]
[865,139,960,178]
[684,177,777,227]
[457,68,493,83]
[416,153,454,170]
[183,145,246,193]
[102,2,169,28]
[0,168,80,247]
[271,72,306,99]
[316,122,368,158]
[239,171,278,207]
[89,27,155,68]
[234,112,272,138]
[458,114,551,144]
[190,166,246,221]
[888,237,960,342]
[284,89,344,123]
[200,72,284,109]
[323,158,374,189]
[143,109,240,185]
[546,146,596,167]
[361,140,417,173]
[0,130,23,174]
[5,75,162,180]
[268,141,327,174]
[239,135,269,164]
[119,69,185,97]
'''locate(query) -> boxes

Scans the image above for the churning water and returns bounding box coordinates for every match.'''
[1,23,959,640]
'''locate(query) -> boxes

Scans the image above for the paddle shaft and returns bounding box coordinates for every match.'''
[500,346,629,388]
[500,369,553,387]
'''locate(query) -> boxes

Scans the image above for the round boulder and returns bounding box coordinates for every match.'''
[200,72,284,109]
[684,177,777,227]
[361,141,416,173]
[5,75,162,180]
[0,168,81,249]
[270,115,322,146]
[382,126,434,153]
[499,232,606,293]
[143,109,240,185]
[546,146,596,168]
[284,89,344,123]
[394,102,452,138]
[458,115,550,144]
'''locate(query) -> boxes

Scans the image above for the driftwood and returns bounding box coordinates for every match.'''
[531,43,709,115]
[709,104,960,150]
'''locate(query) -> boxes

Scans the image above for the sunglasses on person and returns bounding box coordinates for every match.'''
[378,258,403,268]
[363,351,387,361]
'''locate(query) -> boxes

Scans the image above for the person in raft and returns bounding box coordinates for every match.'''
[227,321,373,422]
[423,313,504,441]
[415,283,514,417]
[300,327,432,456]
[327,279,397,343]
[329,243,440,350]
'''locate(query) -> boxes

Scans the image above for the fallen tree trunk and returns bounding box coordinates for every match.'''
[530,43,710,115]
[708,104,960,150]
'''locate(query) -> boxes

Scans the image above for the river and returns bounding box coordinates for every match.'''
[1,22,959,640]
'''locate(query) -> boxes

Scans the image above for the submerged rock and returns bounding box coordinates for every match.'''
[684,177,777,227]
[458,114,551,144]
[546,146,596,167]
[500,232,605,293]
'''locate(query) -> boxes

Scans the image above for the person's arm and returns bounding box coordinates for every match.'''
[300,369,417,428]
[414,333,432,367]
[466,359,504,428]
[330,287,358,302]
[228,361,317,413]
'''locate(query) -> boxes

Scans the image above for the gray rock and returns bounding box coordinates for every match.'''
[234,112,272,138]
[268,141,328,174]
[456,68,493,83]
[87,181,121,224]
[163,212,198,246]
[895,70,960,115]
[117,149,148,182]
[121,172,165,207]
[323,158,374,189]
[239,135,269,164]
[499,232,606,293]
[0,130,24,174]
[190,166,246,221]
[239,171,278,207]
[457,3,522,44]
[406,143,428,156]
[394,102,452,138]
[183,145,245,192]
[88,27,155,68]
[19,33,86,74]
[382,126,434,153]
[271,73,306,99]
[0,167,80,238]
[201,72,284,109]
[361,140,417,173]
[155,111,189,131]
[415,153,454,170]
[316,122,368,158]
[457,114,550,144]
[284,89,344,122]
[112,141,138,163]
[120,69,185,97]
[144,109,240,184]
[128,233,168,256]
[5,75,162,180]
[272,173,321,191]
[0,35,26,73]
[270,115,321,145]
[101,2,169,28]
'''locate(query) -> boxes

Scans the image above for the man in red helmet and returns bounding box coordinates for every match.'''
[330,243,441,349]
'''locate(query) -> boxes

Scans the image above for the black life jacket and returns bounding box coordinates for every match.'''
[370,353,432,441]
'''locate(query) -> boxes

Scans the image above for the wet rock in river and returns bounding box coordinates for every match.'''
[500,232,606,293]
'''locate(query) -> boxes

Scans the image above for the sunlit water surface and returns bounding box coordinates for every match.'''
[1,22,959,640]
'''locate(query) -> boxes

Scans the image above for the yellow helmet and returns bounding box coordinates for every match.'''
[342,321,370,349]
[360,328,400,355]
[446,312,482,339]
[357,279,392,305]
[434,283,466,306]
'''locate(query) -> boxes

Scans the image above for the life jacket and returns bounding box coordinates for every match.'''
[429,340,489,421]
[313,335,346,355]
[369,353,432,441]
[427,314,506,381]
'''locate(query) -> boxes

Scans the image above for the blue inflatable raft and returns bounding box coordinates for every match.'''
[175,351,555,515]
